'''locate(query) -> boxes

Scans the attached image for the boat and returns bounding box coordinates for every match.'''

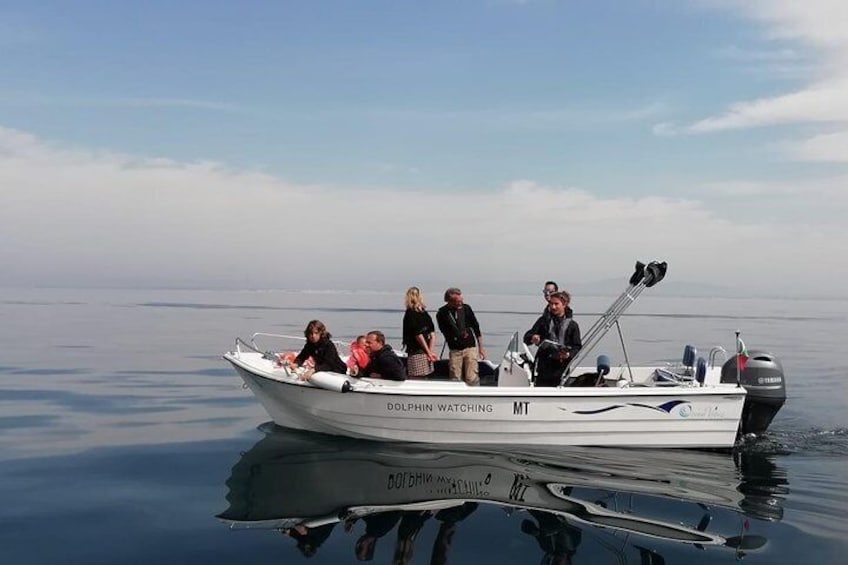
[217,428,785,559]
[223,260,786,449]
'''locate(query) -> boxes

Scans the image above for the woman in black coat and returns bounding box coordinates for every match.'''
[402,286,438,378]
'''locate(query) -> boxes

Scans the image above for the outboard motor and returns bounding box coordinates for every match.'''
[721,350,786,435]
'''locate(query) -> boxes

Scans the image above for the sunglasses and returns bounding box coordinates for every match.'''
[542,290,555,295]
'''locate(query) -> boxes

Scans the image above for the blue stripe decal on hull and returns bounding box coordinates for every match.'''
[572,400,690,415]
[572,405,625,415]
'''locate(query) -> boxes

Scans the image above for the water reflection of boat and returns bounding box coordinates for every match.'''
[217,428,788,560]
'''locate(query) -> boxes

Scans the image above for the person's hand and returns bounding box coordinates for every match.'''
[530,334,541,345]
[427,351,438,362]
[478,346,487,360]
[299,368,314,381]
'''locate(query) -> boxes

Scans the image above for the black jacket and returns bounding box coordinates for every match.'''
[402,309,436,355]
[294,338,347,374]
[524,313,582,387]
[367,344,406,381]
[436,304,482,351]
[524,312,580,348]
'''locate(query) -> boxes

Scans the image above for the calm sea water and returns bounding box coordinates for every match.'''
[1,288,846,564]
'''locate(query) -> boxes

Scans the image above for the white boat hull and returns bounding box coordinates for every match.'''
[225,352,746,449]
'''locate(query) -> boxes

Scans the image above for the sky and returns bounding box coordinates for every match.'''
[1,0,847,296]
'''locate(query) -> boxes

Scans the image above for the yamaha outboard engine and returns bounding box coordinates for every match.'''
[721,351,786,435]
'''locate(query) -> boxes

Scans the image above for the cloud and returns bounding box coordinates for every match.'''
[98,97,241,111]
[359,100,670,132]
[660,2,848,153]
[2,126,848,295]
[0,92,240,112]
[734,0,848,50]
[784,129,848,162]
[701,176,848,203]
[681,79,848,134]
[714,44,802,63]
[712,44,814,79]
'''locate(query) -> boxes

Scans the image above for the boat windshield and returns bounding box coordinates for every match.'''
[505,332,522,356]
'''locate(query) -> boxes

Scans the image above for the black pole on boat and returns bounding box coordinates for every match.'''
[735,330,742,388]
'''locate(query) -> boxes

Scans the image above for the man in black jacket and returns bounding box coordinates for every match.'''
[363,331,406,381]
[542,280,573,318]
[436,288,486,386]
[524,291,582,387]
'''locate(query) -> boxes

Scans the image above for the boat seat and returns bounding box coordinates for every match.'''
[420,359,499,386]
[562,372,604,387]
[681,344,697,376]
[695,357,708,385]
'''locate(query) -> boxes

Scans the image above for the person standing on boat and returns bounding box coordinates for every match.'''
[542,280,573,318]
[524,291,581,387]
[280,522,337,558]
[520,509,582,565]
[291,320,347,377]
[352,511,403,561]
[436,287,486,386]
[362,330,406,381]
[429,502,478,565]
[402,287,438,379]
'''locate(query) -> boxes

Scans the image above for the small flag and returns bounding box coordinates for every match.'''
[737,336,750,372]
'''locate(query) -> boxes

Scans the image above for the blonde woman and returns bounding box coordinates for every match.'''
[402,287,438,378]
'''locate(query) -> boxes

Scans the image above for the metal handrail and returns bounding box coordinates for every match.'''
[251,332,304,350]
[250,332,349,350]
[232,336,263,359]
[708,346,728,369]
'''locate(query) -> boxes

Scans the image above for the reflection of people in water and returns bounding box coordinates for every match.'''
[431,502,479,565]
[520,510,582,565]
[393,511,432,565]
[353,511,403,561]
[281,522,336,558]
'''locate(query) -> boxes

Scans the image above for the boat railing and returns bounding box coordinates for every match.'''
[652,367,697,386]
[234,336,262,358]
[250,332,349,351]
[709,346,728,368]
[234,336,291,363]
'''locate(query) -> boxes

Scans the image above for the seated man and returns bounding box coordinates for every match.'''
[362,330,406,381]
[524,291,582,387]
